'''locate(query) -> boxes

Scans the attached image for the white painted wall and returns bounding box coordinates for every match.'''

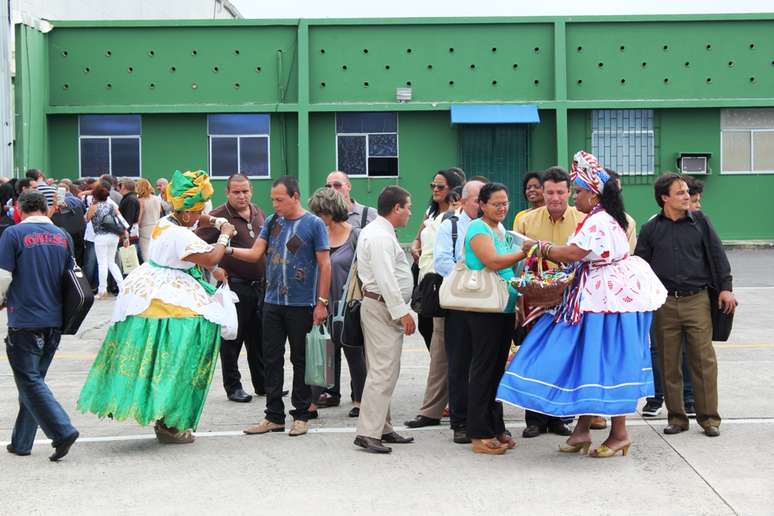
[11,0,241,21]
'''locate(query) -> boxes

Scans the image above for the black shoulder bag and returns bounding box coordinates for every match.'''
[60,230,94,335]
[695,213,734,342]
[411,214,458,318]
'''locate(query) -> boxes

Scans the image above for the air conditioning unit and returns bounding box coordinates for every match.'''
[676,153,711,175]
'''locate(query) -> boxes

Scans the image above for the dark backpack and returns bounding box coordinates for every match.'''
[410,213,458,318]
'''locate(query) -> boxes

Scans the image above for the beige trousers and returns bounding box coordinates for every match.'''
[418,317,448,419]
[356,298,405,439]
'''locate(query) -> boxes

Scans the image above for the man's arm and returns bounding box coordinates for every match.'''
[433,220,455,277]
[634,220,654,262]
[314,250,331,325]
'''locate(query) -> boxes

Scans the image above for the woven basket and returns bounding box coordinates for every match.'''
[514,245,574,308]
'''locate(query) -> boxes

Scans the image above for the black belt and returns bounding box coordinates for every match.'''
[229,276,266,289]
[668,288,705,298]
[362,290,385,303]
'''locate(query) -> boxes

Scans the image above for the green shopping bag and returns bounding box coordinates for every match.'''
[305,324,335,388]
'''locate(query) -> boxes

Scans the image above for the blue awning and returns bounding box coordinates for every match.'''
[450,104,540,125]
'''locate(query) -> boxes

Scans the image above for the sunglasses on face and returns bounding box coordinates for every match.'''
[430,183,448,190]
[325,182,345,189]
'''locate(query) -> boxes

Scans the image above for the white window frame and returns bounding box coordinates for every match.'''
[208,133,271,180]
[720,128,774,175]
[77,117,142,178]
[335,113,399,178]
[591,109,655,176]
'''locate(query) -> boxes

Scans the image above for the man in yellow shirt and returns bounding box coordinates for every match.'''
[515,167,584,439]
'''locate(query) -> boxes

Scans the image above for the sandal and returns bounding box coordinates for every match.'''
[471,438,508,455]
[496,432,518,449]
[154,421,195,444]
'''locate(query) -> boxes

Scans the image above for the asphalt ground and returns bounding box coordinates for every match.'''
[0,249,772,515]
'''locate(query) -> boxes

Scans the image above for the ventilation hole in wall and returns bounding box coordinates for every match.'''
[619,45,625,51]
[320,48,325,54]
[170,66,177,73]
[577,46,583,52]
[534,79,540,85]
[598,62,604,68]
[342,64,347,70]
[750,43,756,49]
[534,47,540,53]
[620,78,626,84]
[106,83,112,89]
[105,50,112,57]
[427,64,433,70]
[363,81,369,87]
[449,47,455,53]
[191,82,198,89]
[492,47,497,53]
[491,80,497,86]
[234,83,240,89]
[406,81,412,86]
[149,83,156,89]
[385,64,391,70]
[320,82,326,87]
[62,50,68,57]
[406,48,412,54]
[706,77,712,84]
[750,76,756,83]
[363,48,369,54]
[127,67,134,73]
[684,61,690,67]
[662,45,669,51]
[663,78,670,84]
[63,83,69,90]
[234,49,240,55]
[706,44,712,50]
[577,79,583,85]
[641,62,648,67]
[728,61,735,67]
[513,63,519,69]
[148,50,155,57]
[256,66,262,73]
[83,67,90,74]
[469,64,476,69]
[213,66,219,73]
[449,80,455,85]
[771,61,774,66]
[192,49,198,56]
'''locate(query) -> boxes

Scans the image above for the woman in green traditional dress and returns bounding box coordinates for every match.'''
[77,170,238,444]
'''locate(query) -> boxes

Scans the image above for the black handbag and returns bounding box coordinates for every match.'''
[696,213,734,342]
[331,232,364,349]
[96,208,125,236]
[62,260,95,335]
[410,214,459,318]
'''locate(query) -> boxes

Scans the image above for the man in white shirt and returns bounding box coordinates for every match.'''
[354,186,416,454]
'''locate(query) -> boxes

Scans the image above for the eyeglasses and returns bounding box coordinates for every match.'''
[487,202,510,209]
[325,182,345,189]
[246,222,255,239]
[430,183,448,190]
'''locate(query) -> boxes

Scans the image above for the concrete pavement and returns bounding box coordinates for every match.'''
[0,249,772,515]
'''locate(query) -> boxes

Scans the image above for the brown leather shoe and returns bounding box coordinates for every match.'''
[243,419,285,435]
[663,424,687,435]
[354,435,392,453]
[288,420,308,437]
[704,426,720,437]
[381,432,414,444]
[590,416,608,430]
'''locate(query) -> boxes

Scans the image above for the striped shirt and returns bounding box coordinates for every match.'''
[36,184,57,207]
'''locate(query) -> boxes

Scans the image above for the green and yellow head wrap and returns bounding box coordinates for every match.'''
[166,170,214,212]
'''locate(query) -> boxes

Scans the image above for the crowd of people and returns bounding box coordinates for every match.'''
[0,151,737,460]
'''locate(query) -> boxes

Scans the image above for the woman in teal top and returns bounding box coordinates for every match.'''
[461,182,525,455]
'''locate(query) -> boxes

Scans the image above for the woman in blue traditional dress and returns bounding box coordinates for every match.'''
[497,151,667,458]
[77,170,238,444]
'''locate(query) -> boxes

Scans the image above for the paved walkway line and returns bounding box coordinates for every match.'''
[4,417,773,448]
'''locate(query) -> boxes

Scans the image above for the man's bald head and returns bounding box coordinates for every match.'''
[325,170,352,204]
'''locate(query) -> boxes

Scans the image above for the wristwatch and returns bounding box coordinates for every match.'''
[317,297,329,306]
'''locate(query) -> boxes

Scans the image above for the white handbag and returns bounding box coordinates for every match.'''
[439,259,510,313]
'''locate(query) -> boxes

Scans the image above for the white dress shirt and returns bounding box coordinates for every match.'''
[356,216,413,320]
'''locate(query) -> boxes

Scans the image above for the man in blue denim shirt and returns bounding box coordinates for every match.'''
[230,176,331,438]
[432,180,483,444]
[0,192,79,461]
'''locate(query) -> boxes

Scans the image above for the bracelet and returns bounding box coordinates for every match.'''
[217,234,230,247]
[225,246,234,256]
[317,296,329,306]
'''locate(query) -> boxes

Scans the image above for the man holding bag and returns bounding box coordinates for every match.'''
[354,186,416,454]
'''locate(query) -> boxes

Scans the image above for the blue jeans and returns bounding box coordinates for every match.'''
[83,240,98,288]
[648,328,695,405]
[5,328,78,453]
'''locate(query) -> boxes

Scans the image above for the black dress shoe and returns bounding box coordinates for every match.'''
[522,425,544,438]
[354,435,392,454]
[704,426,720,437]
[404,415,441,428]
[228,389,253,403]
[664,424,687,435]
[547,422,573,436]
[381,432,414,444]
[453,428,472,444]
[316,394,341,408]
[49,431,79,462]
[348,407,360,418]
[6,444,31,456]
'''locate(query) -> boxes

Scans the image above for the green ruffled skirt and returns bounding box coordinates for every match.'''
[77,315,221,430]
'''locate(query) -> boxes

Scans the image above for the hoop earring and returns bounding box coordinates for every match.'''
[182,213,191,224]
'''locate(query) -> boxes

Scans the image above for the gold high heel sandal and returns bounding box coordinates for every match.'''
[589,442,631,458]
[558,441,592,454]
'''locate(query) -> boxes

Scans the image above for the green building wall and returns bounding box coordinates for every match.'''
[13,15,774,240]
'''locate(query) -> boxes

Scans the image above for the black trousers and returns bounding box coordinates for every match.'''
[465,311,515,439]
[445,310,472,430]
[262,303,314,424]
[221,280,264,395]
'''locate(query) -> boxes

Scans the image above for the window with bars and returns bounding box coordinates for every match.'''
[208,114,270,178]
[721,109,774,174]
[336,112,398,177]
[79,115,142,177]
[591,109,655,175]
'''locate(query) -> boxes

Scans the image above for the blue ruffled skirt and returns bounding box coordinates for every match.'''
[497,312,654,417]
